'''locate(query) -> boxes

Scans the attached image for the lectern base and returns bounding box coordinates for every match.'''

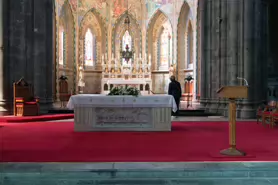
[220,148,246,156]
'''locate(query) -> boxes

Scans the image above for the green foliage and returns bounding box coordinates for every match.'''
[59,75,68,80]
[108,86,140,97]
[185,75,194,82]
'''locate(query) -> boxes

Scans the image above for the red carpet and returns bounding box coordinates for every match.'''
[0,114,74,123]
[0,121,278,162]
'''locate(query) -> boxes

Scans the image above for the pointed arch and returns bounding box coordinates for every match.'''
[146,9,172,70]
[79,9,107,68]
[177,1,195,94]
[146,9,173,93]
[112,11,142,59]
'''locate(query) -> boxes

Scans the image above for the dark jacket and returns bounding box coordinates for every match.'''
[168,80,182,98]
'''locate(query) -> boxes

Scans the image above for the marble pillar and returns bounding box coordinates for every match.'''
[200,0,268,119]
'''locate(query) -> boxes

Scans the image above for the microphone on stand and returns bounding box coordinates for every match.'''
[237,77,249,86]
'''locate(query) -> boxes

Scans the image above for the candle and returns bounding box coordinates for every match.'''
[112,53,114,59]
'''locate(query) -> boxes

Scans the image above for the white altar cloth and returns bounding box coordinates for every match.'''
[67,94,177,112]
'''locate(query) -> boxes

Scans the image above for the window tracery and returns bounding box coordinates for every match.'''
[59,30,65,66]
[84,29,94,66]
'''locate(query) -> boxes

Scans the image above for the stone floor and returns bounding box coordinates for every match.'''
[1,162,278,185]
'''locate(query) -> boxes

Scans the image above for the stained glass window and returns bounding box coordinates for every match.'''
[59,31,65,66]
[160,28,169,67]
[122,30,132,63]
[122,30,132,50]
[84,29,94,66]
[187,24,193,66]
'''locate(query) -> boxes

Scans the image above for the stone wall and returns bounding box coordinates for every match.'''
[1,0,54,114]
[199,0,268,118]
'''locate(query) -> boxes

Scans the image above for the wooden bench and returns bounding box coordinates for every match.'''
[13,78,39,116]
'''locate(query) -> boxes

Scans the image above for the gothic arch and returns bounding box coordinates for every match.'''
[79,9,106,68]
[112,11,142,59]
[57,1,75,93]
[177,1,194,93]
[146,9,172,71]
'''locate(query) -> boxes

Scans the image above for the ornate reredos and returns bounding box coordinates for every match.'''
[112,11,142,57]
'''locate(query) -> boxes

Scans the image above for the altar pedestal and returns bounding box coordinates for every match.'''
[67,95,177,132]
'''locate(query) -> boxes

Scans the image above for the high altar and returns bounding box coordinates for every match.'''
[101,44,152,95]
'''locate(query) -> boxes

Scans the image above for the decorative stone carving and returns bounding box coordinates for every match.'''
[95,107,151,125]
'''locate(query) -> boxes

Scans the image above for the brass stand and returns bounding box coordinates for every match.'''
[220,98,245,156]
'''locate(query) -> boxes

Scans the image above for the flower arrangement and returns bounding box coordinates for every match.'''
[185,75,194,82]
[108,86,140,97]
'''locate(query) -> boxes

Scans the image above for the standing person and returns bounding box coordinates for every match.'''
[168,75,182,116]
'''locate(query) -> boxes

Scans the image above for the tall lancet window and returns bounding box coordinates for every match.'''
[84,29,94,66]
[59,30,65,66]
[159,28,170,69]
[122,30,132,63]
[187,23,193,67]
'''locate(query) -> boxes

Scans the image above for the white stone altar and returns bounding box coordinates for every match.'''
[67,94,177,132]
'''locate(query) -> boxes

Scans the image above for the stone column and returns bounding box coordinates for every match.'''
[107,2,112,61]
[33,0,54,112]
[0,0,10,115]
[200,0,268,118]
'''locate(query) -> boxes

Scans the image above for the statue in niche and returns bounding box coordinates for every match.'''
[117,68,121,73]
[132,67,137,73]
[104,67,108,73]
[111,68,116,78]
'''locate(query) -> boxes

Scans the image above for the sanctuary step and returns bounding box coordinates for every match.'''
[48,108,221,117]
[48,108,73,114]
[1,162,278,185]
[178,109,222,117]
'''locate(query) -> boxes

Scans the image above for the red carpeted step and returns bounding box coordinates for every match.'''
[0,114,74,123]
[0,121,278,162]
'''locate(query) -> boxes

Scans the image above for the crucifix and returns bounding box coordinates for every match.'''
[120,44,134,63]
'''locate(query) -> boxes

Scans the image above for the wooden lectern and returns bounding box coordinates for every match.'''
[217,86,248,156]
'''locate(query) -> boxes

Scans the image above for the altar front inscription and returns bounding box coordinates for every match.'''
[95,107,152,126]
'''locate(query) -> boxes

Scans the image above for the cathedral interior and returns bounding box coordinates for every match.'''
[1,0,278,118]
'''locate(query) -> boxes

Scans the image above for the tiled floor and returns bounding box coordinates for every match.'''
[1,162,278,185]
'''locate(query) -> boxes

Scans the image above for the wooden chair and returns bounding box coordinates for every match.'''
[13,78,39,116]
[270,108,278,128]
[262,104,277,128]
